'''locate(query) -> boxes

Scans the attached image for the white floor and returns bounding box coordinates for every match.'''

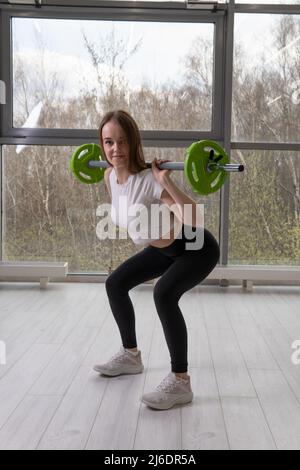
[0,282,300,450]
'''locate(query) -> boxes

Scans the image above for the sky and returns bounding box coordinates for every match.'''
[12,8,300,112]
[13,18,213,94]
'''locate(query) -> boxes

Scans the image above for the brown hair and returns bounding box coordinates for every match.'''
[99,110,147,174]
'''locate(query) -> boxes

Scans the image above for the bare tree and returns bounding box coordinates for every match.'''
[82,26,142,112]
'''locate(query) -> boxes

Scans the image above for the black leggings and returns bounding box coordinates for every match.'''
[105,226,220,373]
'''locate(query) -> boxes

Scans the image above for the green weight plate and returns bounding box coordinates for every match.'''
[70,143,104,184]
[184,140,229,195]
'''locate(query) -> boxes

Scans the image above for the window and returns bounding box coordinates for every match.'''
[229,149,300,265]
[232,13,300,143]
[1,5,224,274]
[2,145,220,272]
[12,17,215,132]
[237,1,300,4]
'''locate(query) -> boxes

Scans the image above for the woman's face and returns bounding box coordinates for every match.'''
[102,120,130,169]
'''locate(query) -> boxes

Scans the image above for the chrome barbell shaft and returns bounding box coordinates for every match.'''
[88,161,244,173]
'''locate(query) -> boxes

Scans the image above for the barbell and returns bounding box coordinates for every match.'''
[70,140,244,195]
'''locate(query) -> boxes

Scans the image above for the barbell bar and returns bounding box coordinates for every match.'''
[88,160,243,172]
[70,140,244,195]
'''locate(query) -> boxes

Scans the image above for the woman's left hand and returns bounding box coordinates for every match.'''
[151,158,172,186]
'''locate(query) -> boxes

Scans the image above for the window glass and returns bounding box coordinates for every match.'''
[237,1,300,4]
[12,18,214,131]
[229,149,300,265]
[233,13,300,143]
[2,145,219,273]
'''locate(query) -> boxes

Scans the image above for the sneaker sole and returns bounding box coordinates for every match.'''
[93,365,144,377]
[142,392,193,410]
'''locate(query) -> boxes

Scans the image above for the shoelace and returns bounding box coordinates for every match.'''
[110,349,128,364]
[156,376,182,394]
[110,348,138,364]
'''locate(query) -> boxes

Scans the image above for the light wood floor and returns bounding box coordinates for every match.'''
[0,282,300,450]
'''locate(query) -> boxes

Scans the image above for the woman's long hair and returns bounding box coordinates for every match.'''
[99,110,147,174]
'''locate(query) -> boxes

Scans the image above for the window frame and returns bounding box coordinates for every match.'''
[0,4,226,147]
[1,1,299,272]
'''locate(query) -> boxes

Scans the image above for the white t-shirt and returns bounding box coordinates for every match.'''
[109,168,175,246]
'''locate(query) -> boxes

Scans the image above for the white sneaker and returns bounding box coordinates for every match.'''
[141,372,193,410]
[93,346,144,377]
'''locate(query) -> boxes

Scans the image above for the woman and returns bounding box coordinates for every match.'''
[94,110,220,410]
